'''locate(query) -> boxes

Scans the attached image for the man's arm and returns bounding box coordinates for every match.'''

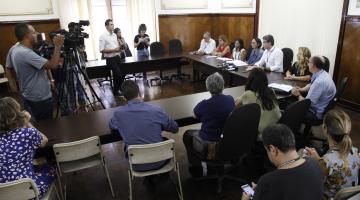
[254,51,266,67]
[43,35,65,70]
[99,35,120,54]
[159,110,178,133]
[5,68,18,92]
[268,50,283,72]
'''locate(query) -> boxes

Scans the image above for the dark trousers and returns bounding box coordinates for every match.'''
[22,97,53,121]
[106,56,124,93]
[183,130,205,167]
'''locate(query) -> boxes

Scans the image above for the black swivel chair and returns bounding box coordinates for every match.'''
[149,42,171,86]
[278,99,311,149]
[168,39,191,80]
[196,103,261,193]
[282,48,294,73]
[229,42,235,53]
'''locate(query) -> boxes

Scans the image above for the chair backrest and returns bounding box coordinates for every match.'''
[217,103,261,161]
[279,99,311,134]
[168,39,183,55]
[150,42,165,57]
[0,178,39,200]
[282,48,294,73]
[0,64,4,74]
[325,76,349,112]
[127,139,175,166]
[53,136,101,162]
[334,185,360,200]
[322,56,330,72]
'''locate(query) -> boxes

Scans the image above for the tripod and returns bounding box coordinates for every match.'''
[55,47,104,118]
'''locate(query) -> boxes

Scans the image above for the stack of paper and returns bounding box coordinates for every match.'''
[205,55,217,58]
[226,60,248,66]
[268,83,293,92]
[216,57,233,61]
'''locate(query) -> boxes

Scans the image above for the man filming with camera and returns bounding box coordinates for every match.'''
[6,23,64,120]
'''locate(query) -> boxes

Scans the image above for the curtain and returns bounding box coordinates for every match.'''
[126,0,157,47]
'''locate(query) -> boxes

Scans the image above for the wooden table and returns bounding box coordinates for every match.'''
[34,86,245,145]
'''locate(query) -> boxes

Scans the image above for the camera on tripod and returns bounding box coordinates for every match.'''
[50,20,90,49]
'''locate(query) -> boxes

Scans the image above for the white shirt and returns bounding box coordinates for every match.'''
[255,46,284,72]
[198,38,216,54]
[99,31,120,58]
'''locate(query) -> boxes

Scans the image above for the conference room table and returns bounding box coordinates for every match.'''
[34,86,245,145]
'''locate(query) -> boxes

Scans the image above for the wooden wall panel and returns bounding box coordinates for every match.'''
[0,19,60,66]
[337,19,360,108]
[159,14,255,53]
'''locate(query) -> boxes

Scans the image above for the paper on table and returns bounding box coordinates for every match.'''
[268,83,293,92]
[205,55,217,58]
[216,57,233,61]
[227,60,248,66]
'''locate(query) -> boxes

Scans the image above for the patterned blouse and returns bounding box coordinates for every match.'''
[319,147,360,199]
[0,127,56,198]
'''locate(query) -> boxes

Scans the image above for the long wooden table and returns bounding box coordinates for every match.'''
[34,86,245,145]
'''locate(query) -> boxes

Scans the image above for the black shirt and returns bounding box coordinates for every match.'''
[289,62,311,77]
[134,34,150,50]
[253,158,324,200]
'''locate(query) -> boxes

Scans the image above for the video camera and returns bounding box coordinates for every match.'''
[49,20,90,49]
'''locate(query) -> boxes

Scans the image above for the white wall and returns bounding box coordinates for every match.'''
[258,0,344,76]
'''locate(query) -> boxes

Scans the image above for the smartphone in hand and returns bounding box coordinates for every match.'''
[242,184,255,197]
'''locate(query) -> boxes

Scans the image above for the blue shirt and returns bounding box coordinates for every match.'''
[306,70,336,119]
[109,99,178,171]
[194,94,235,142]
[247,48,264,65]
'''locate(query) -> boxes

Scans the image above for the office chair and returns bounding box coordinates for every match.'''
[149,42,171,86]
[169,39,191,80]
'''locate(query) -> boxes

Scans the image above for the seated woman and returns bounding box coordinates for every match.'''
[114,27,132,57]
[0,97,56,198]
[232,38,246,61]
[183,72,235,176]
[212,35,231,58]
[285,47,311,81]
[235,68,281,140]
[246,38,264,65]
[305,109,360,199]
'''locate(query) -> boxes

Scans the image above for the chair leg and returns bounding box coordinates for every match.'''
[217,176,223,194]
[56,169,65,200]
[176,162,184,200]
[102,162,115,198]
[128,170,133,200]
[53,183,61,200]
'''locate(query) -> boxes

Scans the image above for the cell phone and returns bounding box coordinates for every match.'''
[241,184,254,196]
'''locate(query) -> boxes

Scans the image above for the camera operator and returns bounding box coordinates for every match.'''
[99,19,124,96]
[6,23,64,120]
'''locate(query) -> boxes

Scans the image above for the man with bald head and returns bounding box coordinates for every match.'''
[196,31,216,55]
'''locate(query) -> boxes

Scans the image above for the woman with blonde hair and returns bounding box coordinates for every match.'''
[285,47,311,81]
[305,109,360,199]
[0,97,56,198]
[212,34,231,58]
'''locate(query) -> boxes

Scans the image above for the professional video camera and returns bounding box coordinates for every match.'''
[50,20,90,49]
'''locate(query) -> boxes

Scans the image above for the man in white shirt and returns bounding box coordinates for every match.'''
[196,32,216,55]
[247,35,284,72]
[99,19,123,96]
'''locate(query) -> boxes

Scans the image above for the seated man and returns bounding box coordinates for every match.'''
[247,34,284,72]
[291,56,336,120]
[242,124,324,200]
[183,73,235,176]
[196,31,216,55]
[109,80,179,171]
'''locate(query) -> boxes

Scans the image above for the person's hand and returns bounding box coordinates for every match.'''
[246,65,255,71]
[291,88,301,97]
[284,74,293,80]
[198,50,204,55]
[211,52,217,56]
[305,147,321,160]
[53,35,65,48]
[50,80,56,92]
[264,67,271,71]
[113,47,120,53]
[241,192,251,200]
[22,111,32,127]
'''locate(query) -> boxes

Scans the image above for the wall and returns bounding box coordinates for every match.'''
[258,0,344,76]
[158,14,255,52]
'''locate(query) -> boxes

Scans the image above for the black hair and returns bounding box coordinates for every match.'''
[311,56,325,70]
[263,34,274,46]
[114,28,120,34]
[138,24,147,34]
[322,56,330,72]
[245,68,277,110]
[121,80,140,101]
[262,124,296,153]
[105,19,113,26]
[234,38,244,50]
[14,23,30,41]
[254,38,262,48]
